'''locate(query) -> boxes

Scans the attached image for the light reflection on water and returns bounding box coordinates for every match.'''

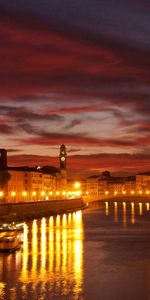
[0,210,83,300]
[0,202,149,300]
[104,201,150,226]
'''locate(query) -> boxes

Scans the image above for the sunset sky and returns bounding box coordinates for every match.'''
[0,0,150,178]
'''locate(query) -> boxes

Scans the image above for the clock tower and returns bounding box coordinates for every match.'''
[60,144,67,170]
[59,144,67,190]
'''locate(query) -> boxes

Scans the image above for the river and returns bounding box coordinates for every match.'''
[0,200,150,300]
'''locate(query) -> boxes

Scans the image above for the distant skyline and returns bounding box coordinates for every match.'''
[0,0,150,177]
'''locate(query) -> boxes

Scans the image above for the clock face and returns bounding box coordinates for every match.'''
[61,156,65,162]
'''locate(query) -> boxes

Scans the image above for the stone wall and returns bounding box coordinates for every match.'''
[0,198,85,220]
[83,195,150,203]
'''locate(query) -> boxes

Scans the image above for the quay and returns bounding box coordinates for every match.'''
[0,198,86,221]
[83,195,150,203]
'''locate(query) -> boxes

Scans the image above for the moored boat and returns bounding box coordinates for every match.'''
[0,232,20,252]
[0,222,24,232]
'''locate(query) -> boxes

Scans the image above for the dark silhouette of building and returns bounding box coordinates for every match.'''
[0,149,7,171]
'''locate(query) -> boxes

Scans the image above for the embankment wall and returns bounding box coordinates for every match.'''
[0,198,85,220]
[83,195,150,203]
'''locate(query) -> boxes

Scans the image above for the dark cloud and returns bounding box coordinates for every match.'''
[0,124,13,134]
[0,6,149,118]
[0,2,149,175]
[17,131,150,148]
[13,111,64,123]
[7,149,22,153]
[8,154,58,167]
[64,119,82,130]
[0,105,63,121]
[8,151,150,178]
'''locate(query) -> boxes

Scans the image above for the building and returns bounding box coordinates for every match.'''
[5,167,57,202]
[136,172,150,194]
[123,177,136,194]
[87,175,108,196]
[86,172,137,197]
[0,149,7,171]
[0,146,67,202]
[107,181,124,195]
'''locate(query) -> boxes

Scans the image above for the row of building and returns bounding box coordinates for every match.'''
[0,147,150,202]
[85,171,150,197]
[0,146,69,202]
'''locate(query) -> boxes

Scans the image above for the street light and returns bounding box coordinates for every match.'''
[0,191,4,198]
[74,182,81,189]
[22,191,27,197]
[62,191,66,196]
[11,191,16,197]
[32,191,36,196]
[41,191,45,196]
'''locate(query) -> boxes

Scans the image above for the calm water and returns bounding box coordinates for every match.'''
[0,201,150,300]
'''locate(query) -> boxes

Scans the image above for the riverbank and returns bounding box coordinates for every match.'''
[83,195,150,203]
[0,198,86,222]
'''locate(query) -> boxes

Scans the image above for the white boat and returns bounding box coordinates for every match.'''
[0,232,20,252]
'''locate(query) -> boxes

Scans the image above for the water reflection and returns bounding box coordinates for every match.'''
[146,203,150,210]
[104,201,149,225]
[0,202,149,300]
[114,202,118,223]
[19,211,83,299]
[131,202,135,224]
[139,202,143,215]
[123,202,127,226]
[105,201,109,216]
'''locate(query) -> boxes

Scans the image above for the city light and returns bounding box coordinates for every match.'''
[146,203,149,210]
[32,191,37,196]
[11,191,16,197]
[41,191,45,196]
[74,182,81,189]
[0,191,4,197]
[22,191,27,197]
